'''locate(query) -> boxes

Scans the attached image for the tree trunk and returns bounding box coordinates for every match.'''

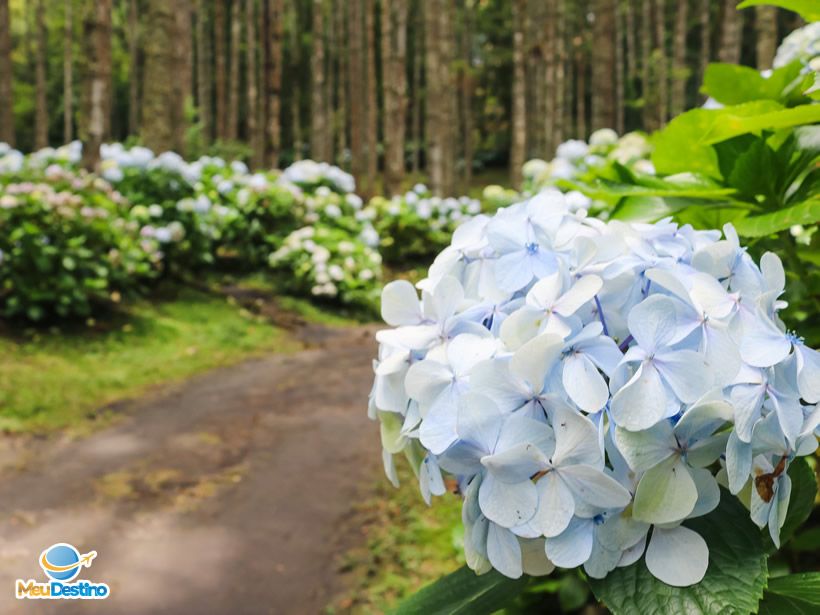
[335,1,348,167]
[625,0,637,90]
[34,0,48,149]
[226,0,241,140]
[718,0,743,64]
[364,0,378,195]
[554,0,567,146]
[698,0,710,99]
[64,0,74,143]
[196,0,212,144]
[654,0,668,127]
[348,0,365,182]
[141,0,187,153]
[641,0,652,129]
[591,0,615,131]
[671,0,689,117]
[543,0,555,157]
[510,0,526,188]
[310,0,328,161]
[382,0,409,195]
[459,0,474,190]
[410,0,423,174]
[614,0,624,134]
[574,34,587,139]
[265,0,283,167]
[176,3,193,141]
[0,0,12,146]
[214,0,227,140]
[246,0,258,165]
[755,6,777,71]
[80,0,112,170]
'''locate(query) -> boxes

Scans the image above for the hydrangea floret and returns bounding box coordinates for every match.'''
[368,190,819,586]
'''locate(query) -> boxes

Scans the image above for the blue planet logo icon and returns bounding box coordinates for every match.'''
[39,543,97,582]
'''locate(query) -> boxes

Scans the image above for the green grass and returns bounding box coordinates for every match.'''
[0,286,294,434]
[329,462,464,613]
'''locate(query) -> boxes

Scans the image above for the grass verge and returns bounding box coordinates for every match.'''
[0,286,294,434]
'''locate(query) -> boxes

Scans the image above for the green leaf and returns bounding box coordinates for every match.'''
[768,573,820,605]
[704,105,820,144]
[736,0,820,21]
[758,592,819,615]
[732,198,820,237]
[589,489,768,615]
[703,62,808,106]
[393,565,530,615]
[778,456,818,547]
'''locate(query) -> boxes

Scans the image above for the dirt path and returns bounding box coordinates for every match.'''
[0,321,381,614]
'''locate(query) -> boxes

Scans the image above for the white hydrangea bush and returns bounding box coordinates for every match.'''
[368,189,819,586]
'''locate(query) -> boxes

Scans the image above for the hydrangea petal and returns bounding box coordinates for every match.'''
[633,456,697,524]
[645,526,709,587]
[479,472,538,528]
[381,280,422,326]
[487,523,523,579]
[545,517,595,568]
[610,363,669,431]
[562,353,609,412]
[532,472,575,537]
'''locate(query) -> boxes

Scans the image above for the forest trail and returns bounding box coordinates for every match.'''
[0,318,381,615]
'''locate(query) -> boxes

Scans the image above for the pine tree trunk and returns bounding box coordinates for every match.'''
[543,0,555,157]
[614,0,625,134]
[214,0,227,140]
[574,35,587,139]
[641,0,652,129]
[64,0,74,143]
[554,0,567,146]
[411,0,423,175]
[755,6,777,70]
[265,0,284,167]
[382,0,409,196]
[80,0,112,169]
[364,0,378,194]
[226,0,241,140]
[176,3,193,144]
[246,0,258,165]
[459,0,474,190]
[718,0,743,64]
[310,0,328,161]
[654,0,668,127]
[196,0,212,144]
[698,0,710,99]
[510,0,526,188]
[424,0,442,192]
[127,0,139,137]
[625,0,637,89]
[34,0,48,149]
[348,0,365,182]
[0,0,12,146]
[335,1,348,167]
[591,0,615,131]
[671,0,689,117]
[141,0,188,153]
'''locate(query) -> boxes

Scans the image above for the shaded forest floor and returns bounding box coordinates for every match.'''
[0,301,385,614]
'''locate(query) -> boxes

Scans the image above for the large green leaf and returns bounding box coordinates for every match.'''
[732,198,820,237]
[702,62,805,106]
[736,0,820,21]
[393,566,530,615]
[589,490,768,615]
[758,592,818,615]
[767,573,820,605]
[704,105,820,145]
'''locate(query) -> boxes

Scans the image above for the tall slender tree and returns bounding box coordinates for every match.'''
[382,0,409,195]
[698,0,711,98]
[334,1,348,166]
[127,0,139,136]
[671,0,689,117]
[458,0,474,189]
[510,0,526,188]
[196,0,212,144]
[64,0,74,142]
[227,0,241,140]
[246,0,258,165]
[0,0,12,146]
[624,0,638,90]
[310,0,329,161]
[347,0,365,183]
[364,0,378,194]
[410,0,423,174]
[265,0,284,167]
[653,0,668,127]
[718,0,743,64]
[755,6,778,70]
[640,0,652,129]
[34,0,48,149]
[614,0,625,134]
[591,0,615,131]
[80,0,113,169]
[214,0,227,140]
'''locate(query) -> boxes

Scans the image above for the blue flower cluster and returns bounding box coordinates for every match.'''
[368,189,819,586]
